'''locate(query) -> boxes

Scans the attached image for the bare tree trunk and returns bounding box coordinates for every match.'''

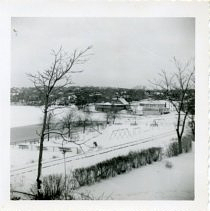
[112,115,116,124]
[68,124,71,138]
[36,103,48,196]
[176,109,183,154]
[191,115,195,137]
[134,110,137,125]
[176,130,182,154]
[178,137,182,154]
[83,121,86,133]
[106,114,109,125]
[47,123,50,142]
[63,152,67,200]
[176,111,189,154]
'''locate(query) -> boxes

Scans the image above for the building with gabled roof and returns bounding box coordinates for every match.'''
[95,97,129,112]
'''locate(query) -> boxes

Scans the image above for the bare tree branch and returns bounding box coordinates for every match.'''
[27,46,92,195]
[150,57,195,154]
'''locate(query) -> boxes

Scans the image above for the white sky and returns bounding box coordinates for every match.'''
[11,17,195,89]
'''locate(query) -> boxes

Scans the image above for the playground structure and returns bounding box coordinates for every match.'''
[11,113,177,158]
[109,127,143,140]
[150,120,159,127]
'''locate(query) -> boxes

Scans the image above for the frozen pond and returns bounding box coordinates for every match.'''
[11,105,43,128]
[10,105,75,128]
[10,105,106,128]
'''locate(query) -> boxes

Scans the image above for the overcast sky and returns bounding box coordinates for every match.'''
[11,17,195,89]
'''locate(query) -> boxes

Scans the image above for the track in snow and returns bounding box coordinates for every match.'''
[11,130,175,177]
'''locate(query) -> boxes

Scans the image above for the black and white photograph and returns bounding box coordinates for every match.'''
[0,1,208,211]
[10,17,196,200]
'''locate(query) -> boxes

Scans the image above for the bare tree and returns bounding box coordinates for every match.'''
[60,108,78,138]
[150,57,195,154]
[77,111,91,134]
[105,108,119,125]
[187,91,195,137]
[46,111,55,142]
[110,107,119,124]
[105,110,112,125]
[130,104,138,125]
[27,46,92,196]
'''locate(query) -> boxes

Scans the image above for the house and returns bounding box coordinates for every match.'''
[138,99,174,115]
[95,97,129,112]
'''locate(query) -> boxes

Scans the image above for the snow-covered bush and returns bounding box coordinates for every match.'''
[72,168,87,187]
[166,142,179,157]
[166,134,192,157]
[29,173,104,200]
[52,155,58,159]
[165,160,173,168]
[30,174,76,200]
[148,147,163,161]
[182,134,192,153]
[11,195,21,200]
[30,174,65,200]
[73,147,162,188]
[27,147,163,199]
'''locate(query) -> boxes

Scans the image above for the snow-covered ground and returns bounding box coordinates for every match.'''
[11,111,177,168]
[10,106,193,200]
[10,111,180,192]
[78,144,194,200]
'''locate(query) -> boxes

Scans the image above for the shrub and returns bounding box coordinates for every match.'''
[30,174,66,200]
[29,173,108,200]
[149,147,162,161]
[73,168,88,187]
[165,160,173,169]
[166,142,179,157]
[72,147,162,188]
[29,147,164,199]
[30,174,79,200]
[166,134,192,157]
[11,196,21,200]
[182,134,192,153]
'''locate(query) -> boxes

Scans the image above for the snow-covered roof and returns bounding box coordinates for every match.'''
[130,101,140,105]
[118,97,129,105]
[104,102,112,105]
[139,99,169,105]
[95,99,128,106]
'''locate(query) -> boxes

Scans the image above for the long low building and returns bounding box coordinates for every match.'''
[138,99,175,115]
[130,99,176,115]
[95,97,129,112]
[86,98,176,116]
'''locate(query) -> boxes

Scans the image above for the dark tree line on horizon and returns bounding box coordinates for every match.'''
[10,86,148,106]
[11,85,194,107]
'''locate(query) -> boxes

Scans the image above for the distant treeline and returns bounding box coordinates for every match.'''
[11,86,147,106]
[10,86,194,107]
